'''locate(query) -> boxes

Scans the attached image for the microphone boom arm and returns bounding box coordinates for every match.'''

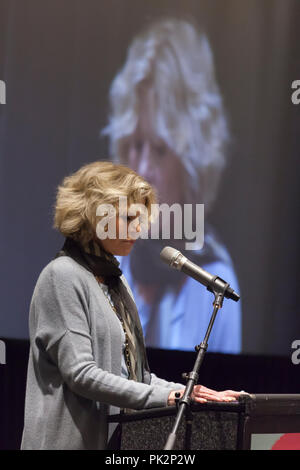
[163,283,228,450]
[160,246,239,450]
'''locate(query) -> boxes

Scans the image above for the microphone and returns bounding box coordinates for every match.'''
[160,246,240,302]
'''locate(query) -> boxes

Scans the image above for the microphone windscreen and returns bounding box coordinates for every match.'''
[160,246,178,266]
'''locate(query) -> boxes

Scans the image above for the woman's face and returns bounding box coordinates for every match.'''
[122,89,185,206]
[99,212,142,256]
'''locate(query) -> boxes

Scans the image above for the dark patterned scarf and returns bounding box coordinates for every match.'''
[55,237,150,383]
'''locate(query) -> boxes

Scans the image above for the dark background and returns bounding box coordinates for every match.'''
[0,0,300,449]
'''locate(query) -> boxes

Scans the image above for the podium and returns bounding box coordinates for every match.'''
[109,394,300,450]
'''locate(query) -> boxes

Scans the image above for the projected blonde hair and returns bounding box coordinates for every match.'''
[54,161,156,244]
[103,18,229,210]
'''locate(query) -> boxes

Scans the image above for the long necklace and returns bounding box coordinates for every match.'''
[95,276,132,378]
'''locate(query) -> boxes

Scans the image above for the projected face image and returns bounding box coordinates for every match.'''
[104,18,242,354]
[122,89,186,207]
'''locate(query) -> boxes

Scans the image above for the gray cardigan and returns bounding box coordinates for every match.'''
[21,256,183,450]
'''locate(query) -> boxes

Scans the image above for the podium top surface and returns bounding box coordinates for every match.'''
[242,393,300,415]
[109,394,300,423]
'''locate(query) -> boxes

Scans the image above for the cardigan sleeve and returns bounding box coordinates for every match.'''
[149,372,185,390]
[31,260,175,410]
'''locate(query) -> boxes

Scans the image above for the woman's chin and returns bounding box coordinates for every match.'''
[115,241,135,256]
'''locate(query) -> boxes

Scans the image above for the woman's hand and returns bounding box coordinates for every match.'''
[167,385,243,406]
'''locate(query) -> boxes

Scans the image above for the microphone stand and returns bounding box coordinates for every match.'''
[163,284,228,451]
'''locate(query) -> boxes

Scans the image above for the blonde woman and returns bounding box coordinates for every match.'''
[103,19,242,353]
[21,161,240,450]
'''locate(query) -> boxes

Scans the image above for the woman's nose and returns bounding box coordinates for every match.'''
[137,142,155,180]
[128,219,142,240]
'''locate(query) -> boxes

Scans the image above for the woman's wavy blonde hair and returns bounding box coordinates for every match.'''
[53,161,156,245]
